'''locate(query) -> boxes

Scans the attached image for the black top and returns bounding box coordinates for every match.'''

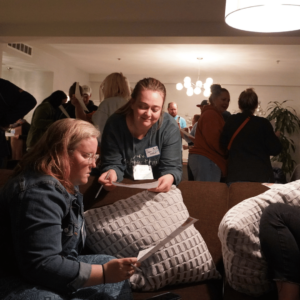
[220,112,282,183]
[57,100,98,119]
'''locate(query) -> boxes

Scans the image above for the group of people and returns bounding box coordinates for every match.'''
[171,84,282,185]
[0,74,295,300]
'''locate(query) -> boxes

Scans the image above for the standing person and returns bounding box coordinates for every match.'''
[81,84,98,122]
[0,119,139,300]
[189,84,230,182]
[220,88,281,184]
[167,102,187,129]
[26,90,68,150]
[196,99,209,114]
[0,79,36,168]
[92,72,131,143]
[99,77,182,193]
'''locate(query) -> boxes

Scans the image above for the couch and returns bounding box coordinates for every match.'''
[80,176,279,300]
[0,170,277,299]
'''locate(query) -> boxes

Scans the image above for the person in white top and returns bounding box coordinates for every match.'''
[92,73,131,144]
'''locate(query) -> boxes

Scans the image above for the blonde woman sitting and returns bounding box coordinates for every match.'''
[0,119,139,300]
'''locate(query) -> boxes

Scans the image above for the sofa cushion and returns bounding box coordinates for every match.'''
[84,186,220,291]
[219,181,300,296]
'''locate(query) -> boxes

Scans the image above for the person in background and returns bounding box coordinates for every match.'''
[182,114,200,181]
[167,102,187,129]
[58,83,97,121]
[81,84,98,122]
[220,88,281,185]
[189,84,230,182]
[0,79,36,168]
[99,77,182,193]
[26,90,67,150]
[0,119,139,300]
[92,72,131,144]
[196,99,209,114]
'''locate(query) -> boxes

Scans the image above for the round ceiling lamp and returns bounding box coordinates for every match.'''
[225,0,300,33]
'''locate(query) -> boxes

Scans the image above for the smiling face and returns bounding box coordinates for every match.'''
[212,91,230,113]
[131,89,164,131]
[68,137,98,186]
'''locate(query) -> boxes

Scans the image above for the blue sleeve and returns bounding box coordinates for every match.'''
[158,120,182,185]
[10,182,91,293]
[181,118,187,128]
[100,115,126,181]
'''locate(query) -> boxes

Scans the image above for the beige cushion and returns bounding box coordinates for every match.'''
[218,181,300,296]
[84,186,220,291]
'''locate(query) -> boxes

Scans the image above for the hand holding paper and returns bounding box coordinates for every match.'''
[75,82,89,112]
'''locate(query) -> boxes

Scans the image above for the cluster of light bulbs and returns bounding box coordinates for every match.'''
[176,77,213,97]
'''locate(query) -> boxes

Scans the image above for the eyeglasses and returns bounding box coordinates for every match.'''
[79,151,99,164]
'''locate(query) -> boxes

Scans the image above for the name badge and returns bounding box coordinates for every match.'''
[145,146,160,158]
[133,165,154,180]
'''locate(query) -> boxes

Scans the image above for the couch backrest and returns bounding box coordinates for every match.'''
[228,182,269,209]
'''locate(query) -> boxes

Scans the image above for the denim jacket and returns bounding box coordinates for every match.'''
[0,169,91,293]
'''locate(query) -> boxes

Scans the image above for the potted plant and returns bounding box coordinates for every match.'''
[266,100,300,177]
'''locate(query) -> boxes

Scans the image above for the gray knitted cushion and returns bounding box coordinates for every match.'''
[218,181,300,296]
[84,186,220,291]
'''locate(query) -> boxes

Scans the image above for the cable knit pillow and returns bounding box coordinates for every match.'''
[84,186,221,291]
[218,181,300,296]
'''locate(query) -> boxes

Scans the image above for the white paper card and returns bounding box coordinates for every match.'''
[75,82,89,112]
[59,105,71,118]
[5,129,15,136]
[112,181,159,189]
[133,165,154,180]
[145,146,160,158]
[137,216,198,262]
[262,183,283,189]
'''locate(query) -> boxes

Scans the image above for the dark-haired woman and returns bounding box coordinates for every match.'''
[189,84,230,182]
[26,90,67,150]
[220,88,282,184]
[99,77,182,193]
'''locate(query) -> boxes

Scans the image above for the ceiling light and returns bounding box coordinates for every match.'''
[177,58,213,97]
[176,83,183,90]
[225,0,300,32]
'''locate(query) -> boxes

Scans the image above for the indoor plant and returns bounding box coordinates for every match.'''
[266,100,300,176]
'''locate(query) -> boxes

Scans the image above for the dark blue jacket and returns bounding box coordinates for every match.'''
[0,169,91,293]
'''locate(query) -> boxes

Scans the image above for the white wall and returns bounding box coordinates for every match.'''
[1,44,89,122]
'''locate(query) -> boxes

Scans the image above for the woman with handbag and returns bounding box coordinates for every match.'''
[0,119,139,300]
[220,88,282,185]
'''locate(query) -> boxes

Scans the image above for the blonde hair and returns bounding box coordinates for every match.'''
[116,77,167,128]
[13,119,100,193]
[99,72,131,102]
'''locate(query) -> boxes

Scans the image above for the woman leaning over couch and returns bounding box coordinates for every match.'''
[98,77,182,193]
[189,84,230,182]
[0,119,139,300]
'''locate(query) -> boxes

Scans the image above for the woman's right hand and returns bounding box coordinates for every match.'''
[104,258,140,283]
[98,169,117,191]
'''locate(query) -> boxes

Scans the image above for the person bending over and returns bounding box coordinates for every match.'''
[99,77,182,193]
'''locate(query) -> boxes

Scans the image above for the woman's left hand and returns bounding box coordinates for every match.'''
[148,174,174,193]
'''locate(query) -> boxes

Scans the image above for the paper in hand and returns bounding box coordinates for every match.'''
[137,216,198,262]
[112,181,159,189]
[59,105,71,118]
[75,82,89,112]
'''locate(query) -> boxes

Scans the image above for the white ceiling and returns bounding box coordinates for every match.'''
[1,0,300,86]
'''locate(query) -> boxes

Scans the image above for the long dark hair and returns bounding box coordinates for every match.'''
[42,90,67,108]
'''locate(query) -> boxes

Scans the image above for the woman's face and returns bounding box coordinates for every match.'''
[69,137,98,186]
[131,90,164,130]
[212,91,230,113]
